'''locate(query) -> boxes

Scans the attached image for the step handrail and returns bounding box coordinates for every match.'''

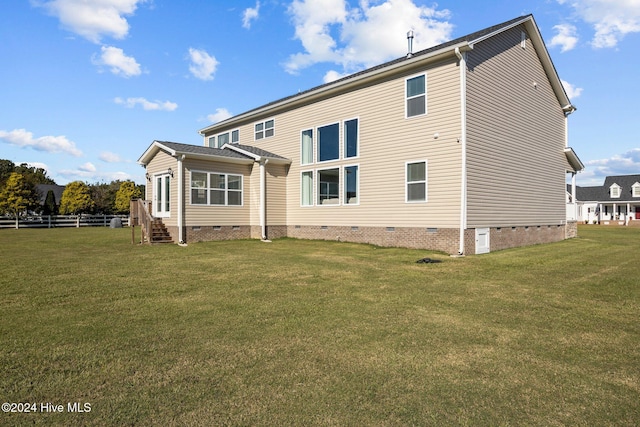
[130,199,154,244]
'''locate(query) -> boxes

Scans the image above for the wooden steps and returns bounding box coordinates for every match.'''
[150,219,173,243]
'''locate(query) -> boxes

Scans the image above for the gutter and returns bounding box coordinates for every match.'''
[176,154,185,244]
[455,47,468,256]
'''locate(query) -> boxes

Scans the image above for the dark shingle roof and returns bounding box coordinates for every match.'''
[153,141,289,163]
[574,174,640,202]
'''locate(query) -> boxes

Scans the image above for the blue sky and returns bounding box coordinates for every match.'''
[1,0,639,186]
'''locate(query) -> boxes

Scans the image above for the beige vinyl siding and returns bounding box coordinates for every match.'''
[145,150,177,227]
[184,158,251,226]
[466,26,567,227]
[266,164,287,225]
[207,58,463,228]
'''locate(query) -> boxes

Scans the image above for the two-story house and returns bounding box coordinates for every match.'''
[137,14,583,255]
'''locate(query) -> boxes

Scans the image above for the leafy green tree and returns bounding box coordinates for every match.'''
[0,172,32,228]
[14,163,55,187]
[89,181,121,214]
[42,189,58,216]
[0,159,16,188]
[59,181,95,215]
[114,181,142,214]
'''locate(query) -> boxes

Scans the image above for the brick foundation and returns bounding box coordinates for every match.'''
[168,222,574,255]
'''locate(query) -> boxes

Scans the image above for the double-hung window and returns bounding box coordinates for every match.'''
[191,171,243,206]
[406,74,426,118]
[255,119,274,140]
[406,161,427,202]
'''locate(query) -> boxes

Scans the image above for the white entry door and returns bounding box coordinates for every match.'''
[475,228,490,254]
[154,174,171,218]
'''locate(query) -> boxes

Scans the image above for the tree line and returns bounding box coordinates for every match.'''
[0,159,145,217]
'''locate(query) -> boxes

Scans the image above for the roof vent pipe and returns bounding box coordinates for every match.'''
[407,30,414,58]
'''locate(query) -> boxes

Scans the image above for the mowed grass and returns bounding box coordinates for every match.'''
[0,226,639,426]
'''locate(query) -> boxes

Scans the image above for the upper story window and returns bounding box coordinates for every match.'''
[208,130,239,148]
[344,118,358,158]
[406,74,426,118]
[255,119,274,140]
[632,182,640,197]
[610,183,621,198]
[406,160,427,202]
[318,122,340,162]
[301,129,313,165]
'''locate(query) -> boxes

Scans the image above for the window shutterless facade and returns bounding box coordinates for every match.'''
[190,171,243,206]
[255,119,274,140]
[406,160,427,202]
[633,183,640,197]
[208,129,240,148]
[406,74,426,118]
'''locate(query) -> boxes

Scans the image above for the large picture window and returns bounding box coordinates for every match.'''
[191,171,243,206]
[406,74,426,117]
[344,118,358,158]
[318,168,339,205]
[406,161,427,202]
[318,123,339,162]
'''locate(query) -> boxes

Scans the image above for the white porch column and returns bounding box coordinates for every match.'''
[177,154,185,243]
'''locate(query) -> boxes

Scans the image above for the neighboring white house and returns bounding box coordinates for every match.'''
[138,14,583,254]
[571,175,640,224]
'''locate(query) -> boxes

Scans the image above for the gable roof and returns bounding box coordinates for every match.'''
[137,140,290,166]
[35,184,65,205]
[574,174,640,202]
[199,14,572,135]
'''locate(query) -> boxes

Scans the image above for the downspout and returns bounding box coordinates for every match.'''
[177,154,185,244]
[259,158,269,240]
[564,107,577,221]
[455,47,467,255]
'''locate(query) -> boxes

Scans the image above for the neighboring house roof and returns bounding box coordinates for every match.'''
[572,174,640,202]
[138,140,290,166]
[199,14,573,135]
[35,184,65,205]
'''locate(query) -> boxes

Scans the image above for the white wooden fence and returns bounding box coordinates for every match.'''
[0,214,130,229]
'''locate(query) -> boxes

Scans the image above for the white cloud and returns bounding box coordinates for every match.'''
[558,0,640,48]
[188,48,218,81]
[58,166,131,183]
[561,80,583,99]
[550,24,579,52]
[99,151,126,163]
[285,0,452,74]
[93,45,142,77]
[243,1,260,29]
[114,97,178,111]
[0,128,83,157]
[207,108,233,123]
[579,149,640,185]
[323,69,349,83]
[38,0,145,43]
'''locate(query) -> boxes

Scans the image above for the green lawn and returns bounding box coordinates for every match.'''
[1,226,639,426]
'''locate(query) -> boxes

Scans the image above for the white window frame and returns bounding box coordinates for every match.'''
[190,170,243,207]
[632,182,640,198]
[317,167,340,206]
[316,121,341,164]
[405,73,427,118]
[300,129,314,165]
[405,160,427,203]
[231,129,240,144]
[343,164,359,206]
[254,118,275,140]
[300,170,314,207]
[344,117,359,159]
[610,183,621,198]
